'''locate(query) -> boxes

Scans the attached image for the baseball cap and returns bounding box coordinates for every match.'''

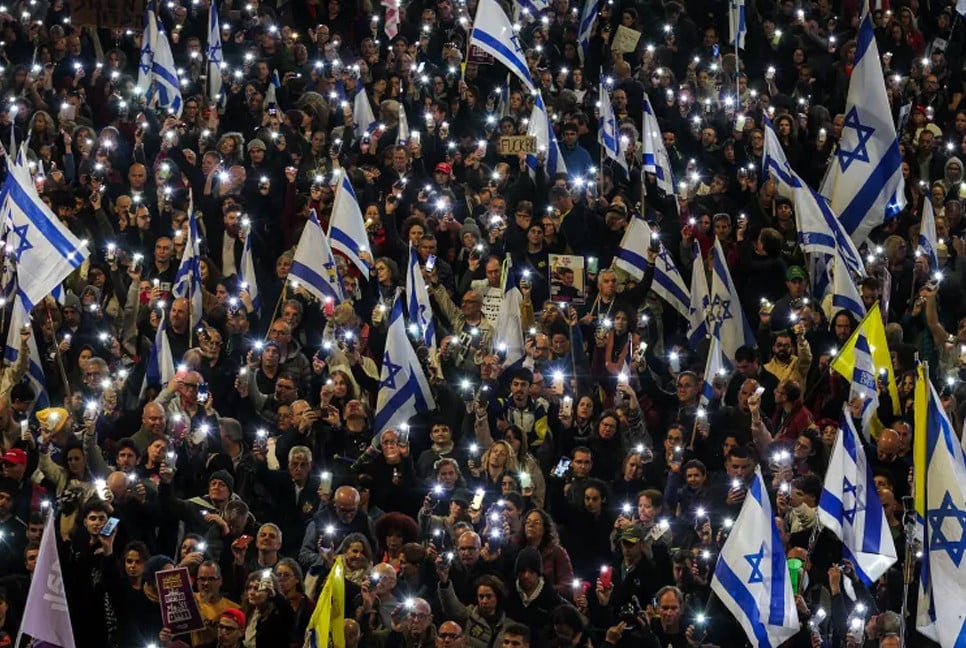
[2,449,27,466]
[221,608,247,628]
[434,162,452,175]
[619,526,644,544]
[786,266,806,281]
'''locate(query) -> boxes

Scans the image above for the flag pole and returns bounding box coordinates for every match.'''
[267,282,288,336]
[44,299,70,394]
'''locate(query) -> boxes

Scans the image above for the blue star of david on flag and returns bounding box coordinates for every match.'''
[710,294,734,324]
[11,223,32,263]
[841,476,866,525]
[139,44,154,75]
[928,491,966,567]
[380,351,403,390]
[657,247,678,275]
[208,40,223,63]
[836,107,876,172]
[745,543,766,583]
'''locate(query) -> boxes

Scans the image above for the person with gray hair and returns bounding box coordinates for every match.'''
[219,417,257,503]
[252,441,320,555]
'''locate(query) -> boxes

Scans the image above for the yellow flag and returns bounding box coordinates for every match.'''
[830,303,900,416]
[913,363,928,520]
[304,556,346,648]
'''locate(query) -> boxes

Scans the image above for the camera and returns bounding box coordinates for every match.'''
[618,596,643,625]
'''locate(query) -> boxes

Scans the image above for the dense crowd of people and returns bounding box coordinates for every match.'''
[0,0,963,645]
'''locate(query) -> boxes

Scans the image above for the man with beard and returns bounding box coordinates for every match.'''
[209,204,245,278]
[191,561,239,648]
[762,330,812,388]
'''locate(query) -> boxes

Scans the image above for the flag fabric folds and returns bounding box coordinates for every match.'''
[831,252,866,323]
[15,509,76,648]
[329,173,371,277]
[0,160,87,310]
[915,363,966,646]
[171,211,203,328]
[729,0,747,49]
[614,216,690,317]
[382,0,399,39]
[206,0,224,106]
[686,241,711,348]
[709,238,755,367]
[919,195,939,269]
[291,210,344,305]
[304,555,346,648]
[353,83,376,138]
[819,9,904,245]
[373,299,437,434]
[3,291,49,410]
[405,243,436,353]
[598,82,628,176]
[144,305,176,392]
[469,0,536,91]
[642,97,676,197]
[699,335,725,407]
[818,406,897,584]
[494,257,525,366]
[397,101,410,145]
[239,229,260,310]
[830,303,899,416]
[526,92,567,179]
[711,466,800,648]
[138,1,183,116]
[578,0,603,62]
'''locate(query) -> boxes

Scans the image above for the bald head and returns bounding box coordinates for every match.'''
[877,428,900,459]
[107,471,130,499]
[142,401,166,436]
[333,486,360,523]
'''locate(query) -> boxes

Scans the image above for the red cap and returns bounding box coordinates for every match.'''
[2,449,26,466]
[220,608,246,628]
[434,162,452,175]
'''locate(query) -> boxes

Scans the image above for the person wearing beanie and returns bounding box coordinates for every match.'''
[156,461,242,541]
[504,546,567,644]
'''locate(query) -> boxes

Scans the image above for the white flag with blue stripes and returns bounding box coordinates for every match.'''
[686,241,710,348]
[136,0,157,97]
[919,195,939,269]
[139,1,183,116]
[642,97,675,197]
[916,371,966,647]
[171,211,203,328]
[239,229,260,310]
[598,82,628,177]
[373,299,436,434]
[729,0,747,49]
[4,292,49,410]
[469,0,536,91]
[405,243,436,353]
[819,9,904,245]
[1,160,87,310]
[291,210,344,305]
[850,329,879,435]
[710,238,755,367]
[699,335,726,408]
[763,118,866,280]
[578,0,602,62]
[329,172,371,277]
[495,258,525,366]
[614,216,689,317]
[526,92,567,180]
[206,0,224,106]
[818,406,897,584]
[353,82,376,138]
[711,466,800,648]
[142,304,176,394]
[831,252,866,323]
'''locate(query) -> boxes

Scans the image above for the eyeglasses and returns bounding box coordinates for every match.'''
[439,632,462,640]
[217,625,241,632]
[180,382,200,389]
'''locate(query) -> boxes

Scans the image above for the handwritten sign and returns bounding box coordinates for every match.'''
[70,0,145,28]
[612,25,642,53]
[156,567,205,635]
[498,135,537,155]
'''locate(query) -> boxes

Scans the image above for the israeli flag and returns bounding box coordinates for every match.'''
[140,1,183,116]
[699,335,726,407]
[686,240,711,348]
[495,257,525,366]
[206,0,224,106]
[353,82,376,138]
[526,92,567,180]
[729,0,747,49]
[238,229,260,310]
[919,195,939,269]
[598,82,628,177]
[469,0,536,91]
[171,211,203,328]
[709,239,755,367]
[142,304,176,393]
[819,9,904,245]
[711,466,800,648]
[0,160,88,310]
[329,172,371,277]
[915,368,966,647]
[373,299,437,434]
[615,216,690,317]
[578,0,602,62]
[850,329,879,435]
[3,291,49,410]
[291,209,344,305]
[763,118,866,280]
[642,97,676,197]
[405,243,435,353]
[818,406,897,584]
[136,0,157,97]
[831,252,866,323]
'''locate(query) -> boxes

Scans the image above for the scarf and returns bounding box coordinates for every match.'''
[515,576,545,606]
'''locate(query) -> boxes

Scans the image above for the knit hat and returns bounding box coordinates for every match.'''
[143,555,175,584]
[459,219,481,242]
[62,294,81,311]
[36,408,69,435]
[515,547,542,574]
[247,139,267,152]
[80,284,102,303]
[209,469,235,492]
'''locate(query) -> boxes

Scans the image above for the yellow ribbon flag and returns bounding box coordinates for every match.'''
[304,556,346,648]
[830,303,900,416]
[913,363,928,521]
